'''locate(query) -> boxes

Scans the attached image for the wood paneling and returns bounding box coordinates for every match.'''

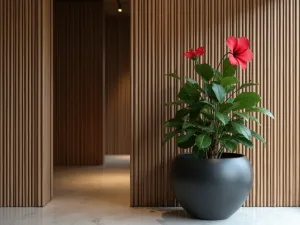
[131,0,300,207]
[54,0,104,165]
[0,0,53,206]
[105,16,131,155]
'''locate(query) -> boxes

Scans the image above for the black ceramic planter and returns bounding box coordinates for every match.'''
[171,153,253,220]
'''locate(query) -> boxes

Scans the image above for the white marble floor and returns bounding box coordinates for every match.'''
[0,155,300,225]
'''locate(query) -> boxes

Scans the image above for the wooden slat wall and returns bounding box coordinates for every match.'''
[131,0,300,207]
[54,0,104,165]
[0,0,53,206]
[105,16,131,155]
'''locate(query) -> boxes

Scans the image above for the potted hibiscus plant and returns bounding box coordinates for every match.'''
[163,36,274,220]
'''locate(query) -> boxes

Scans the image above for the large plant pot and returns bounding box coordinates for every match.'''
[171,153,253,220]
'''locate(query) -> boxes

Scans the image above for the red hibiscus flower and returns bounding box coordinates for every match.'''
[184,47,205,59]
[226,36,253,69]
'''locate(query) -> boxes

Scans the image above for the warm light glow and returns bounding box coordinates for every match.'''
[118,8,122,12]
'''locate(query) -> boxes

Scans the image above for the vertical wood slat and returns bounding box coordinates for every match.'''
[54,0,104,165]
[105,15,131,155]
[131,0,300,207]
[0,0,53,207]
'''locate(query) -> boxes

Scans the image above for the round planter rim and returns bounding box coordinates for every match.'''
[175,152,247,160]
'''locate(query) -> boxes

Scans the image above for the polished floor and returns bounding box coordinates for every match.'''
[0,155,299,225]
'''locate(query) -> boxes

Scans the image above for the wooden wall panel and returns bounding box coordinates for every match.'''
[54,0,104,165]
[0,0,53,206]
[105,16,131,155]
[131,0,300,207]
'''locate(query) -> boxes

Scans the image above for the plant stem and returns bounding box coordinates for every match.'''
[218,146,225,158]
[216,52,230,70]
[225,91,236,102]
[225,88,240,102]
[225,80,253,102]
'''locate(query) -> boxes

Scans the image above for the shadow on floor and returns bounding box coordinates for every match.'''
[155,209,198,224]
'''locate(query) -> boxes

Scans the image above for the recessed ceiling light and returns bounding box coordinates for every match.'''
[118,8,122,12]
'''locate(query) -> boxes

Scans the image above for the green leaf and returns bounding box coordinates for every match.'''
[233,92,261,110]
[184,77,202,90]
[195,63,214,82]
[188,102,213,120]
[200,110,214,120]
[181,121,194,130]
[188,101,214,116]
[227,98,235,103]
[175,108,189,119]
[220,134,237,152]
[216,112,230,125]
[177,87,190,101]
[225,86,236,94]
[177,129,197,143]
[233,112,250,121]
[220,76,238,87]
[199,126,215,133]
[177,136,195,149]
[166,100,185,105]
[248,115,261,125]
[189,111,200,121]
[199,100,215,109]
[237,83,257,91]
[225,125,238,134]
[212,68,223,82]
[195,134,211,149]
[188,102,205,111]
[165,118,183,128]
[184,82,200,101]
[166,73,180,80]
[192,145,207,158]
[187,101,215,116]
[234,136,253,148]
[224,141,238,152]
[219,103,236,114]
[162,129,179,144]
[182,121,214,133]
[177,83,200,102]
[220,134,232,142]
[213,69,223,82]
[212,83,226,103]
[223,58,237,77]
[204,83,218,101]
[184,77,198,85]
[212,68,222,75]
[247,106,274,119]
[251,130,267,147]
[231,121,251,140]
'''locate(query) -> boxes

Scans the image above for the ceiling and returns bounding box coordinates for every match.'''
[104,0,130,15]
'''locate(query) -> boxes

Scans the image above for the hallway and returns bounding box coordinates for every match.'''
[0,156,300,225]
